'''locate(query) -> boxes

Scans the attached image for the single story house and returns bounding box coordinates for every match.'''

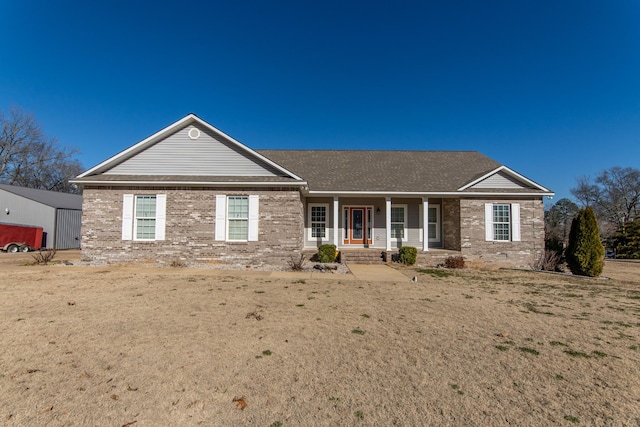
[71,114,553,268]
[0,183,83,249]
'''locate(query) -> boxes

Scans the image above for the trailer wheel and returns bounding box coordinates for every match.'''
[7,244,19,253]
[20,245,30,253]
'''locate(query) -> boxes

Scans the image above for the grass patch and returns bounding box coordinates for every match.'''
[292,279,306,284]
[450,384,464,395]
[592,350,607,358]
[262,350,272,356]
[269,422,283,427]
[351,328,365,335]
[296,304,305,307]
[519,347,539,355]
[354,410,364,420]
[361,314,370,318]
[564,349,591,358]
[550,341,567,347]
[417,268,452,278]
[495,345,509,352]
[564,415,580,423]
[555,374,564,380]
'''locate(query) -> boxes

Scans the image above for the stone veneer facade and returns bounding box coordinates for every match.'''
[81,186,304,269]
[81,187,544,270]
[459,197,545,268]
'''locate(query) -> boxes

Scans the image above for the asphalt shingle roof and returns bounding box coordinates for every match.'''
[258,150,503,192]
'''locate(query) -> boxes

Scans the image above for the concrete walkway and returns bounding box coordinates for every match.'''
[345,263,411,282]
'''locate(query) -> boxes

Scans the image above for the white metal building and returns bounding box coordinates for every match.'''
[0,184,82,249]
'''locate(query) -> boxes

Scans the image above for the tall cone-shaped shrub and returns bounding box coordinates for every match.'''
[566,207,604,277]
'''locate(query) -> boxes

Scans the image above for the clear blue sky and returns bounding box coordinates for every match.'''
[1,0,639,204]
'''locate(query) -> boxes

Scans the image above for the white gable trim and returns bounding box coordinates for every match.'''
[458,166,551,193]
[76,114,304,181]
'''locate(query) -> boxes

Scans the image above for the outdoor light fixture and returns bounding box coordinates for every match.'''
[5,208,9,214]
[376,207,381,214]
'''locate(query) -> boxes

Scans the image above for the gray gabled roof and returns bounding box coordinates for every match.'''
[0,184,82,210]
[258,150,535,193]
[71,115,553,196]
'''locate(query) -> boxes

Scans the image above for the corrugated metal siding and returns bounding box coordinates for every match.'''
[471,172,529,189]
[105,124,283,176]
[0,189,56,248]
[55,209,82,249]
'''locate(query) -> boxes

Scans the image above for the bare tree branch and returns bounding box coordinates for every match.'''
[0,106,83,193]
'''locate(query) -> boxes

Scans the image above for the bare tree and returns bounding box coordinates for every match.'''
[570,167,640,236]
[0,106,83,193]
[545,198,579,247]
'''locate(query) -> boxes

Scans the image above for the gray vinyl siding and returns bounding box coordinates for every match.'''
[55,209,82,249]
[471,172,530,189]
[105,124,284,176]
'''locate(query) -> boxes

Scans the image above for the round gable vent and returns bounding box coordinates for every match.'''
[188,128,201,140]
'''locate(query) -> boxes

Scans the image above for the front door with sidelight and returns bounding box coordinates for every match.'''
[344,207,373,245]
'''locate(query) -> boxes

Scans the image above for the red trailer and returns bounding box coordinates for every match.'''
[0,223,44,253]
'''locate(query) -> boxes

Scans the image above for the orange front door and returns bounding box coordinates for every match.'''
[346,207,373,245]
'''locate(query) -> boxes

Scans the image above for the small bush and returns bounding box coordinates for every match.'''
[31,249,57,265]
[444,256,465,269]
[170,258,186,268]
[288,254,306,271]
[531,250,561,271]
[317,244,337,263]
[398,246,417,265]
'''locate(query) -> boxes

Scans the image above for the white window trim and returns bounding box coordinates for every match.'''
[215,194,259,242]
[122,194,166,241]
[428,204,440,243]
[419,203,441,243]
[308,203,329,241]
[226,196,250,242]
[485,203,521,242]
[390,204,408,242]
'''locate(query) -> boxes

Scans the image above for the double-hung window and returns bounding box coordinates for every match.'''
[492,204,511,241]
[122,194,166,241]
[309,204,328,240]
[227,196,249,241]
[390,205,407,240]
[135,195,157,240]
[485,203,520,242]
[215,195,259,242]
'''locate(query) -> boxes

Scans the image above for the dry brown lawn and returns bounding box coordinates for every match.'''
[1,253,639,426]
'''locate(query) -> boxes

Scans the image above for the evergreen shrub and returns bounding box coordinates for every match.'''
[398,246,418,265]
[317,244,337,263]
[566,207,604,277]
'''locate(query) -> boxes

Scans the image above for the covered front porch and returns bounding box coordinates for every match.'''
[303,195,461,254]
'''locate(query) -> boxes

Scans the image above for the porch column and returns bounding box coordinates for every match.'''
[333,196,339,247]
[422,197,429,252]
[385,197,392,251]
